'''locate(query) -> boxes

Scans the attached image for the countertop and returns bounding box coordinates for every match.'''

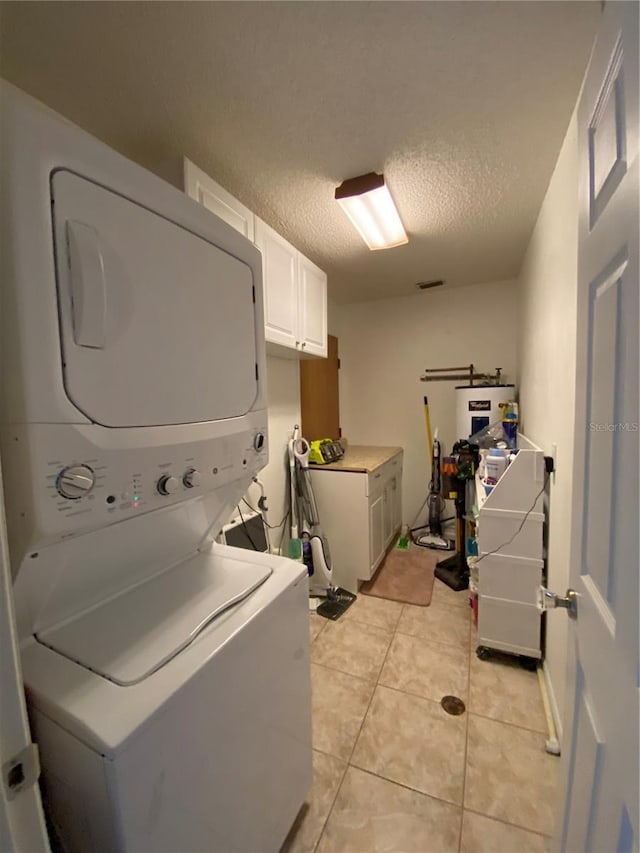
[308,445,402,474]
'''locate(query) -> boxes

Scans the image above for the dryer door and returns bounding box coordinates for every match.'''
[51,170,259,427]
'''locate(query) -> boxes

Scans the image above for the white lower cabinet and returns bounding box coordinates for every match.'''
[309,451,403,593]
[368,492,385,575]
[385,475,402,545]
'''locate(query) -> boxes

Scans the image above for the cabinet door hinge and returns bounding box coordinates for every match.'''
[338,427,342,438]
[337,358,341,369]
[3,743,40,801]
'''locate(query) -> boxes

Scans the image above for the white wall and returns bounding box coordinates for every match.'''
[244,356,300,554]
[517,110,579,736]
[336,280,519,528]
[248,299,341,553]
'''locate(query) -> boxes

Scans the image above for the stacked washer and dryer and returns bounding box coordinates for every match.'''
[0,83,312,852]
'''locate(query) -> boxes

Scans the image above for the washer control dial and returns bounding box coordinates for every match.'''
[57,465,95,500]
[183,469,201,488]
[157,475,180,496]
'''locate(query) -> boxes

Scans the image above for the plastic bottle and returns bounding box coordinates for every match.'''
[502,411,518,450]
[485,448,507,483]
[301,533,313,576]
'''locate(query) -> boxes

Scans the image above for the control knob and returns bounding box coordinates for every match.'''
[57,465,95,500]
[157,475,180,496]
[183,469,201,488]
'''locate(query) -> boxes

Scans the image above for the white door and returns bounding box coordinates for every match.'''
[298,255,328,358]
[0,459,50,852]
[254,218,299,350]
[559,4,638,851]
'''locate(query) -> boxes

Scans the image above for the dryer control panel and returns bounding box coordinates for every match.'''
[5,419,268,555]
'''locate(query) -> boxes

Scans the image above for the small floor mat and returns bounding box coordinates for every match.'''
[360,544,437,606]
[317,588,357,620]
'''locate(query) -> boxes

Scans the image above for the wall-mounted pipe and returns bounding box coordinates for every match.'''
[420,364,503,385]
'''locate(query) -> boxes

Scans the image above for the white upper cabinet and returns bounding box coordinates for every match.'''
[184,158,327,360]
[254,217,327,359]
[184,158,254,242]
[298,254,328,358]
[254,217,299,351]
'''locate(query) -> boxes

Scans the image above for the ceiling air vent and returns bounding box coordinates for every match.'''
[415,279,445,291]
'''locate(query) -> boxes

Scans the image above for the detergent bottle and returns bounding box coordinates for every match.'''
[485,448,507,484]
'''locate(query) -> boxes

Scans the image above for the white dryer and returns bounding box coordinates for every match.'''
[0,82,312,852]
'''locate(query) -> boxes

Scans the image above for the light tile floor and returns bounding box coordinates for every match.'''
[282,584,562,853]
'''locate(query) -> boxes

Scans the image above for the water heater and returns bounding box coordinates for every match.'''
[456,384,516,441]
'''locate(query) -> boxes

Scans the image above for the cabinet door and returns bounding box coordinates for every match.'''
[391,473,402,532]
[384,477,402,545]
[184,159,254,241]
[254,218,299,350]
[368,493,385,577]
[298,254,327,358]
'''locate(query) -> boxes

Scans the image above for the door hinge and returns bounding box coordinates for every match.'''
[3,743,40,801]
[255,363,259,381]
[337,358,341,369]
[338,427,342,438]
[252,285,256,304]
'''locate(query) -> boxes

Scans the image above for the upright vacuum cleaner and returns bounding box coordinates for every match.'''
[434,440,479,591]
[412,397,452,550]
[288,425,334,597]
[413,429,452,550]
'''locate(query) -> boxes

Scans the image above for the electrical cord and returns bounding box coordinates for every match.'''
[241,498,291,556]
[241,497,289,530]
[409,494,430,529]
[475,472,549,564]
[236,503,261,551]
[277,511,291,556]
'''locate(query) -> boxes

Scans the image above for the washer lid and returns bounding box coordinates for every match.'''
[35,550,272,686]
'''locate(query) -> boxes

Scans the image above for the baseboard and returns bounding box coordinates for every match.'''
[542,660,563,744]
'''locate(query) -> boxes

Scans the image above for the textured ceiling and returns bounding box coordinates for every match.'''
[0,1,600,304]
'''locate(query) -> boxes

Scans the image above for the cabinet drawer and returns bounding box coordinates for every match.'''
[477,554,543,605]
[367,467,386,498]
[366,453,403,497]
[478,597,541,658]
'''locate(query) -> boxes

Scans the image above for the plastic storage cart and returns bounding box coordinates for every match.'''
[474,435,545,661]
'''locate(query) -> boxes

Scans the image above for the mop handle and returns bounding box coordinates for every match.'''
[423,397,434,460]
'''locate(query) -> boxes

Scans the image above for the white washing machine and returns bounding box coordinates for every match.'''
[0,83,312,852]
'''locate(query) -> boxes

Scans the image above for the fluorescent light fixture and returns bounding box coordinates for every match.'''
[335,172,408,250]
